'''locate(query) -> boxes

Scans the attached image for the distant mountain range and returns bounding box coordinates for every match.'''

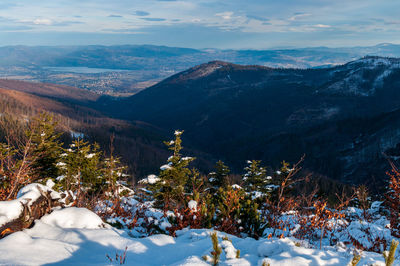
[99,56,400,188]
[2,43,400,69]
[2,43,400,94]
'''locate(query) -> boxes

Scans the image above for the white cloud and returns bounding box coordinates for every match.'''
[314,24,331,28]
[215,11,234,20]
[33,18,52,25]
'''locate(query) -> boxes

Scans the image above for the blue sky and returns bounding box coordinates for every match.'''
[0,0,399,49]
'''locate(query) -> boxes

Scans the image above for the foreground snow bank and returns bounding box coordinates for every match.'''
[41,208,106,229]
[0,183,60,227]
[0,206,393,265]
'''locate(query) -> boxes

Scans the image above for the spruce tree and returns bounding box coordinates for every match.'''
[208,160,230,193]
[103,135,128,198]
[57,138,104,201]
[243,160,270,193]
[28,112,62,182]
[150,130,195,212]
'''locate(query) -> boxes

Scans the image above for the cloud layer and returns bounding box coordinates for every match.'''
[0,0,399,48]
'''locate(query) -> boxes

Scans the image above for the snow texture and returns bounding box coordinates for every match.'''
[0,184,399,265]
[139,174,160,184]
[0,209,393,265]
[188,200,197,210]
[0,183,60,227]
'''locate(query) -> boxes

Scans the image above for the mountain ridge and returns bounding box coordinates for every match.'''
[99,56,400,187]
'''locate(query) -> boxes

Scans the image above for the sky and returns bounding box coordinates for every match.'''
[0,0,399,49]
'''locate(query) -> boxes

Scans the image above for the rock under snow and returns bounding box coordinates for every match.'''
[40,208,106,229]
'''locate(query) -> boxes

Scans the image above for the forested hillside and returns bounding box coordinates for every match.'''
[101,57,400,189]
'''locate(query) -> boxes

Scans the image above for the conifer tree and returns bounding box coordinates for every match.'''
[103,135,128,198]
[243,160,270,193]
[208,160,230,193]
[240,198,267,239]
[28,112,62,182]
[57,138,104,203]
[150,130,196,213]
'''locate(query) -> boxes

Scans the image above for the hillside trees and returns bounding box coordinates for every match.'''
[0,132,35,200]
[0,112,128,205]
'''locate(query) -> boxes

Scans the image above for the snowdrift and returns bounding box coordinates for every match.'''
[0,183,397,265]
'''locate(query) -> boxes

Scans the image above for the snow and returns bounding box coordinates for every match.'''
[0,184,399,265]
[85,153,96,159]
[160,164,172,170]
[41,208,106,229]
[0,207,395,266]
[346,219,392,250]
[232,184,242,190]
[188,200,197,210]
[56,161,66,167]
[1,183,60,227]
[139,174,160,184]
[0,200,23,228]
[221,239,238,259]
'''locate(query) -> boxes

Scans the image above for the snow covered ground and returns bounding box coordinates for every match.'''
[0,207,392,265]
[0,183,398,265]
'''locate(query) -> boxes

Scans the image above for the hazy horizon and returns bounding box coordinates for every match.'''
[1,42,400,51]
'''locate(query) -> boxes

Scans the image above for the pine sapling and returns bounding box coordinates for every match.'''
[222,235,230,242]
[350,253,361,266]
[210,232,222,266]
[262,261,270,266]
[383,239,399,266]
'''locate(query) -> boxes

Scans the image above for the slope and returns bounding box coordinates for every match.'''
[106,57,400,187]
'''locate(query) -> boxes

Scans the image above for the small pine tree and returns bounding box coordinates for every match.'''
[210,232,222,266]
[57,138,104,204]
[243,160,270,193]
[383,239,399,266]
[150,130,196,213]
[28,112,63,182]
[208,160,230,193]
[240,197,267,239]
[215,186,244,235]
[350,252,361,266]
[103,135,128,198]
